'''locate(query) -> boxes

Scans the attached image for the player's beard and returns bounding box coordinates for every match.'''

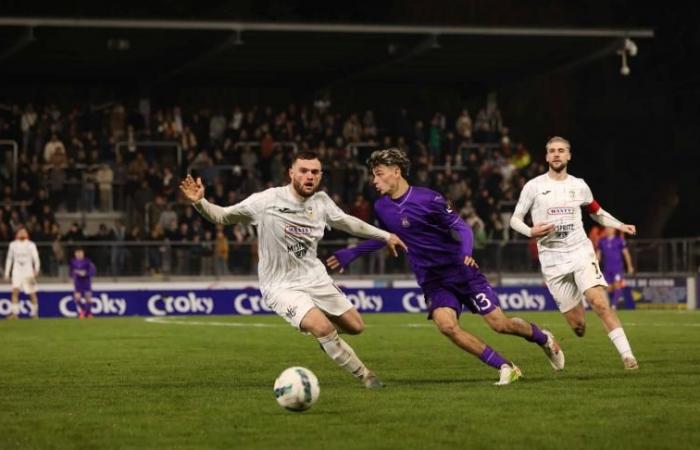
[292,179,318,198]
[549,160,567,173]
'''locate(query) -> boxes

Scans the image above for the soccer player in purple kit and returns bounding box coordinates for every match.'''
[596,227,634,309]
[69,248,97,319]
[327,149,564,386]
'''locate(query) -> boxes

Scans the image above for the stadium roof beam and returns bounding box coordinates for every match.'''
[0,17,654,38]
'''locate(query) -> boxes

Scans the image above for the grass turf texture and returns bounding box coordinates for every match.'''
[2,311,699,450]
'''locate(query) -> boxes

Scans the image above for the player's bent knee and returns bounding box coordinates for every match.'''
[300,310,335,337]
[573,323,586,337]
[343,321,364,335]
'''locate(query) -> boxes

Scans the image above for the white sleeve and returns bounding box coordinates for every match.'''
[321,193,390,241]
[581,180,594,205]
[589,207,624,229]
[32,243,40,274]
[193,191,266,225]
[32,242,41,273]
[510,183,535,237]
[4,243,13,276]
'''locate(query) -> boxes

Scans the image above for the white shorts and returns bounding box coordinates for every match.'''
[262,282,354,330]
[12,273,38,294]
[541,246,607,313]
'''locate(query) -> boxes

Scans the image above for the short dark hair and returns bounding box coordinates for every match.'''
[367,148,411,177]
[290,150,320,167]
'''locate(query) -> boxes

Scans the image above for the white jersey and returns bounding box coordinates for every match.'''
[194,185,389,292]
[513,173,595,266]
[5,239,41,277]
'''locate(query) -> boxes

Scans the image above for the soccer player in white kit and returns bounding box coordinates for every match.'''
[4,228,41,319]
[510,137,638,370]
[180,151,407,388]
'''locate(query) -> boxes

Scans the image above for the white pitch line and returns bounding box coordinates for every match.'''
[145,316,438,329]
[145,317,700,329]
[145,317,283,328]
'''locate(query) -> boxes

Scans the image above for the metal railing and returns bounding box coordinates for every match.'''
[1,238,697,280]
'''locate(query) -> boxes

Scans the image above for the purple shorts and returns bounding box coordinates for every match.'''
[604,270,623,284]
[73,281,92,295]
[422,266,500,319]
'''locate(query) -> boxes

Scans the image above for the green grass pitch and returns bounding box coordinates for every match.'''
[2,311,699,449]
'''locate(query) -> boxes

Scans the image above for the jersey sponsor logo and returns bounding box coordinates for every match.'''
[233,293,274,315]
[284,224,312,236]
[276,207,303,214]
[287,241,308,258]
[553,223,575,238]
[497,289,547,311]
[547,207,575,215]
[345,290,383,311]
[401,291,428,313]
[59,293,128,317]
[147,292,214,316]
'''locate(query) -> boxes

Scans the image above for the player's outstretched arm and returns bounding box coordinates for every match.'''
[181,174,257,225]
[326,239,387,273]
[586,203,636,236]
[326,212,407,255]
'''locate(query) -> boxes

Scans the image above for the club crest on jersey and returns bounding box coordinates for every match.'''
[401,216,411,228]
[305,206,314,219]
[569,190,577,200]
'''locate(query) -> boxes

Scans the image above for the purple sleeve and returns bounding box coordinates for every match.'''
[333,239,386,268]
[88,259,97,277]
[450,219,474,257]
[430,193,474,256]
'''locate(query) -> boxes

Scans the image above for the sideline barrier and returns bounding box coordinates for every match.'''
[0,278,693,319]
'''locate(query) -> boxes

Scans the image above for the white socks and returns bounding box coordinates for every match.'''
[317,330,368,379]
[608,327,634,360]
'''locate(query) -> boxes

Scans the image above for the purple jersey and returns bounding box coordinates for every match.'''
[598,236,626,273]
[374,187,474,285]
[333,187,498,318]
[69,257,96,292]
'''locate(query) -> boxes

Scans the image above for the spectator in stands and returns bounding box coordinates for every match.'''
[511,143,531,170]
[214,226,229,276]
[455,108,473,141]
[199,229,214,275]
[96,163,114,211]
[43,133,65,164]
[111,220,128,276]
[20,104,37,154]
[147,224,166,275]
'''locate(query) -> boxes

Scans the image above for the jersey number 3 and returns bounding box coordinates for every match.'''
[471,293,492,312]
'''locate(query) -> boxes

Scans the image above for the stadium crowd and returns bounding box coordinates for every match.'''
[0,99,544,276]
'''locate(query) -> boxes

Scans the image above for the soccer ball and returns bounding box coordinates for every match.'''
[273,367,320,412]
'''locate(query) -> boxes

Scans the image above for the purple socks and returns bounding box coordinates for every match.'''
[527,323,548,346]
[479,346,509,370]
